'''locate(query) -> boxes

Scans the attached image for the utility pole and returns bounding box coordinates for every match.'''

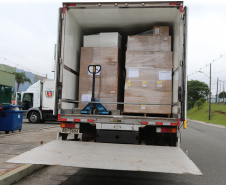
[223,82,225,103]
[216,78,218,103]
[209,63,211,120]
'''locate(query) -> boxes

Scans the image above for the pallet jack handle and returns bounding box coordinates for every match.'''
[88,65,101,114]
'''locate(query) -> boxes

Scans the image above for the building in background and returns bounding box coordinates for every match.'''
[0,64,16,106]
[0,64,45,93]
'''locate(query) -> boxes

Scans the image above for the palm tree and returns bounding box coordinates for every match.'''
[13,72,32,92]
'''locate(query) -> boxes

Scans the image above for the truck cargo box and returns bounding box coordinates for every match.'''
[55,1,188,145]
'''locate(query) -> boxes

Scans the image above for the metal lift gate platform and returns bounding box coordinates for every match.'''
[7,140,202,175]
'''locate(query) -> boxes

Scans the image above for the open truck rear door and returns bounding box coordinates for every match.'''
[7,140,202,175]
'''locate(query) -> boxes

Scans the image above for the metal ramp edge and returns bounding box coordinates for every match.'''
[7,140,202,175]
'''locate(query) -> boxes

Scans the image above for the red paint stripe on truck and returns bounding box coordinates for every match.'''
[58,114,67,121]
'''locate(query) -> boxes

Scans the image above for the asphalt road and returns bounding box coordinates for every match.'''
[20,119,59,131]
[0,119,59,135]
[15,120,226,185]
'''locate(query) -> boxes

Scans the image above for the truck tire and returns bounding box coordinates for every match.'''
[28,112,40,123]
[61,133,68,140]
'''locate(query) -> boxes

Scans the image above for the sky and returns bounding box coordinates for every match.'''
[0,0,226,95]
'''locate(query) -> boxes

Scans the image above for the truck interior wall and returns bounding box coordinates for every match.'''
[172,11,181,116]
[61,7,181,115]
[62,11,83,109]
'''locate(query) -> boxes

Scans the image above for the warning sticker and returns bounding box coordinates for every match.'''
[157,81,162,87]
[141,105,146,110]
[142,81,147,87]
[127,80,131,87]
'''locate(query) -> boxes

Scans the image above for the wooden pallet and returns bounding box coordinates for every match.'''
[121,111,171,118]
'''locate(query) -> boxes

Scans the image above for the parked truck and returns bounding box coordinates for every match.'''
[7,1,202,175]
[16,79,57,123]
[56,1,187,145]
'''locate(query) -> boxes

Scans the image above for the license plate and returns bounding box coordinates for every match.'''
[62,128,79,134]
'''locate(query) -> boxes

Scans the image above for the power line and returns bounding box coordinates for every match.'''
[188,53,226,77]
[0,57,46,77]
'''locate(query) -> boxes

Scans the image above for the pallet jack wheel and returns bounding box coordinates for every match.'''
[61,133,68,140]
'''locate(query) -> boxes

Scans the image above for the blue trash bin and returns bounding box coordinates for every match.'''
[0,105,24,134]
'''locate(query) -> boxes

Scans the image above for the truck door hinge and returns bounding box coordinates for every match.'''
[180,60,183,66]
[62,13,65,20]
[60,58,63,64]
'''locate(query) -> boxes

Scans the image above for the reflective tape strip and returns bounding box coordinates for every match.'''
[58,114,67,122]
[68,4,76,6]
[141,121,179,126]
[63,6,66,14]
[156,122,163,125]
[178,118,181,126]
[74,119,94,123]
[67,118,74,122]
[141,122,148,125]
[180,5,183,13]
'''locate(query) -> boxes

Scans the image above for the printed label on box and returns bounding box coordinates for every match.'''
[157,81,162,87]
[111,90,116,94]
[127,69,139,78]
[142,81,147,87]
[81,94,92,102]
[141,105,146,110]
[159,71,171,80]
[155,28,160,34]
[127,80,131,87]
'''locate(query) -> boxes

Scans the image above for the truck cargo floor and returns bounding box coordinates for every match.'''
[7,140,202,175]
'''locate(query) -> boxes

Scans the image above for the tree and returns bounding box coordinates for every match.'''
[14,72,32,92]
[187,80,209,109]
[195,98,205,109]
[218,91,226,99]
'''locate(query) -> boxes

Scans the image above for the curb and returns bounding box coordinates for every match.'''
[0,164,45,185]
[188,119,226,129]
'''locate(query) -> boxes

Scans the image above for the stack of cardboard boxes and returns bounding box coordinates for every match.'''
[124,26,173,114]
[78,33,123,110]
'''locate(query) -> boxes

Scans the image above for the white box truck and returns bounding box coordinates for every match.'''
[16,79,57,122]
[8,1,202,175]
[56,1,187,144]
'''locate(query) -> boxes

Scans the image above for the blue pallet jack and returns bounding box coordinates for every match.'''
[81,65,109,115]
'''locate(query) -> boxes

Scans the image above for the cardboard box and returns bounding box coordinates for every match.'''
[79,75,118,97]
[124,89,172,114]
[123,67,172,113]
[127,36,171,51]
[153,26,169,36]
[80,47,121,77]
[125,67,172,83]
[84,32,122,48]
[79,47,123,110]
[125,51,173,68]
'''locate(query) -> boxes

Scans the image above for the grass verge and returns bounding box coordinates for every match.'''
[187,102,226,126]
